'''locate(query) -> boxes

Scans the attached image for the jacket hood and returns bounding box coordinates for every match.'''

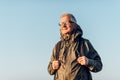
[60,25,83,42]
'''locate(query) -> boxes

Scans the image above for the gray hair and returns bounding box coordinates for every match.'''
[60,13,77,23]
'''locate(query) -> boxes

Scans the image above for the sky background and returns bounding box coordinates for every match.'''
[0,0,120,80]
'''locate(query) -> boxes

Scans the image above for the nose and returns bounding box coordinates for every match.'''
[62,23,67,27]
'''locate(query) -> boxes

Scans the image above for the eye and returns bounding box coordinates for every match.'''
[58,22,66,26]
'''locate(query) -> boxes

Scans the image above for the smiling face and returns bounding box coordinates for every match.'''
[59,16,77,35]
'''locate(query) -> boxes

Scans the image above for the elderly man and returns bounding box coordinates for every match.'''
[48,13,102,80]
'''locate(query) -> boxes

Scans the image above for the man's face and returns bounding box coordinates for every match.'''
[59,16,76,35]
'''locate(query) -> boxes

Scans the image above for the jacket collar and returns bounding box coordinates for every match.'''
[60,25,83,42]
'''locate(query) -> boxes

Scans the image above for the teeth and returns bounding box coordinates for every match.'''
[62,28,67,30]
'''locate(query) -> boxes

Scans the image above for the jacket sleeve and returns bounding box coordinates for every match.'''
[47,44,58,75]
[85,40,103,72]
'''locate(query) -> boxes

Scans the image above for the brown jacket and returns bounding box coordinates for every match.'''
[48,26,102,80]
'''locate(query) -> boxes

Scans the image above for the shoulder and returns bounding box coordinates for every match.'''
[82,38,93,47]
[80,38,92,52]
[80,37,89,43]
[53,40,62,50]
[81,38,96,52]
[55,40,61,47]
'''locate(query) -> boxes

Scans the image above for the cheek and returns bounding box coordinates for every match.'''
[69,26,75,31]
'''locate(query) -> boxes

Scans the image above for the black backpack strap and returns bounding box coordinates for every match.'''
[79,38,90,57]
[78,38,85,57]
[55,41,61,60]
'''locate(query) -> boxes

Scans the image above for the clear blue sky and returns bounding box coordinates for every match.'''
[0,0,120,80]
